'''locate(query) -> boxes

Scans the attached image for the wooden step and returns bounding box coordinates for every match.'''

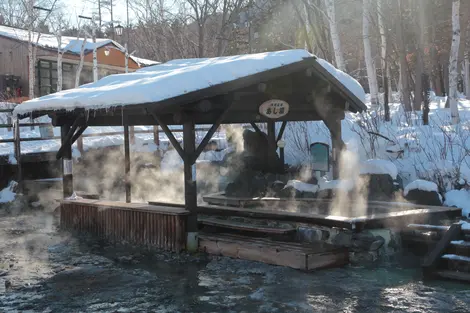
[198,217,296,235]
[436,270,470,283]
[199,232,348,271]
[449,240,470,257]
[441,254,470,273]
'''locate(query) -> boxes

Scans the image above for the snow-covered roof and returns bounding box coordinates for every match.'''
[13,49,366,116]
[0,24,158,67]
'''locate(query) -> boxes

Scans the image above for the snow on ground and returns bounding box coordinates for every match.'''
[445,190,470,218]
[359,159,398,179]
[0,181,16,203]
[14,50,363,115]
[404,180,439,196]
[286,180,318,193]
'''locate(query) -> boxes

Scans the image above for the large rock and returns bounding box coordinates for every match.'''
[404,179,442,206]
[405,189,442,206]
[360,174,395,201]
[225,171,268,198]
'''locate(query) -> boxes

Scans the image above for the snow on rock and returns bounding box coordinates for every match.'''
[318,179,355,192]
[316,58,366,103]
[359,159,398,179]
[461,221,470,231]
[286,180,318,193]
[14,50,364,116]
[404,180,439,197]
[445,189,470,218]
[0,181,17,203]
[450,240,470,246]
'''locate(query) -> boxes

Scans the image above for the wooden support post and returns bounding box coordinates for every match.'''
[267,120,277,168]
[61,124,73,198]
[130,126,135,144]
[153,126,160,146]
[77,137,84,155]
[183,119,198,252]
[276,121,287,167]
[329,120,344,180]
[13,116,22,192]
[124,117,131,203]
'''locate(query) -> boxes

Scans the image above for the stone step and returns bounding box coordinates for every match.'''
[198,217,296,236]
[198,232,348,271]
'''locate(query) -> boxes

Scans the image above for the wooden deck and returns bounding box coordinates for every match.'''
[199,232,348,271]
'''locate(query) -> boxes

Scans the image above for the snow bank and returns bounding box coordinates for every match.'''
[14,50,364,115]
[0,181,17,203]
[445,189,470,218]
[286,180,318,193]
[316,58,366,103]
[404,180,439,196]
[359,159,398,179]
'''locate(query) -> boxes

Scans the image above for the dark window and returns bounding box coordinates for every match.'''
[37,60,76,96]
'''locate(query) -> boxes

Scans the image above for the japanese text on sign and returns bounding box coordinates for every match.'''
[259,99,289,119]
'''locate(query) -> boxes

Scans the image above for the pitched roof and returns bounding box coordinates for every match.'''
[13,49,366,117]
[0,24,159,67]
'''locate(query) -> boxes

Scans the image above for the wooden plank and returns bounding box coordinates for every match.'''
[197,204,353,230]
[436,270,470,283]
[307,250,349,270]
[422,223,462,277]
[198,233,347,270]
[199,233,340,253]
[198,217,296,235]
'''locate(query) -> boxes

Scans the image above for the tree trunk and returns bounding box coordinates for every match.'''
[465,58,470,99]
[414,0,429,111]
[198,24,205,58]
[27,0,34,99]
[92,24,98,82]
[396,0,412,111]
[363,0,379,108]
[325,0,345,71]
[377,0,391,103]
[75,37,87,88]
[57,33,63,92]
[449,0,461,124]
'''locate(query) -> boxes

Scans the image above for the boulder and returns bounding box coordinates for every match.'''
[360,173,395,201]
[404,179,442,206]
[405,189,442,206]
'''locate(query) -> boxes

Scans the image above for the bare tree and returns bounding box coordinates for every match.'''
[362,0,379,108]
[324,0,345,71]
[396,0,412,112]
[185,0,220,57]
[448,0,460,124]
[377,0,390,120]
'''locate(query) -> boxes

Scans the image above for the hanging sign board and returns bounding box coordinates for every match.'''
[259,99,289,119]
[310,142,330,172]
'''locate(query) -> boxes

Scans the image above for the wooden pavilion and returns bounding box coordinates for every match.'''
[14,50,369,261]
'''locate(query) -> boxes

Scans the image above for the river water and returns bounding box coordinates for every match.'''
[0,212,469,313]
